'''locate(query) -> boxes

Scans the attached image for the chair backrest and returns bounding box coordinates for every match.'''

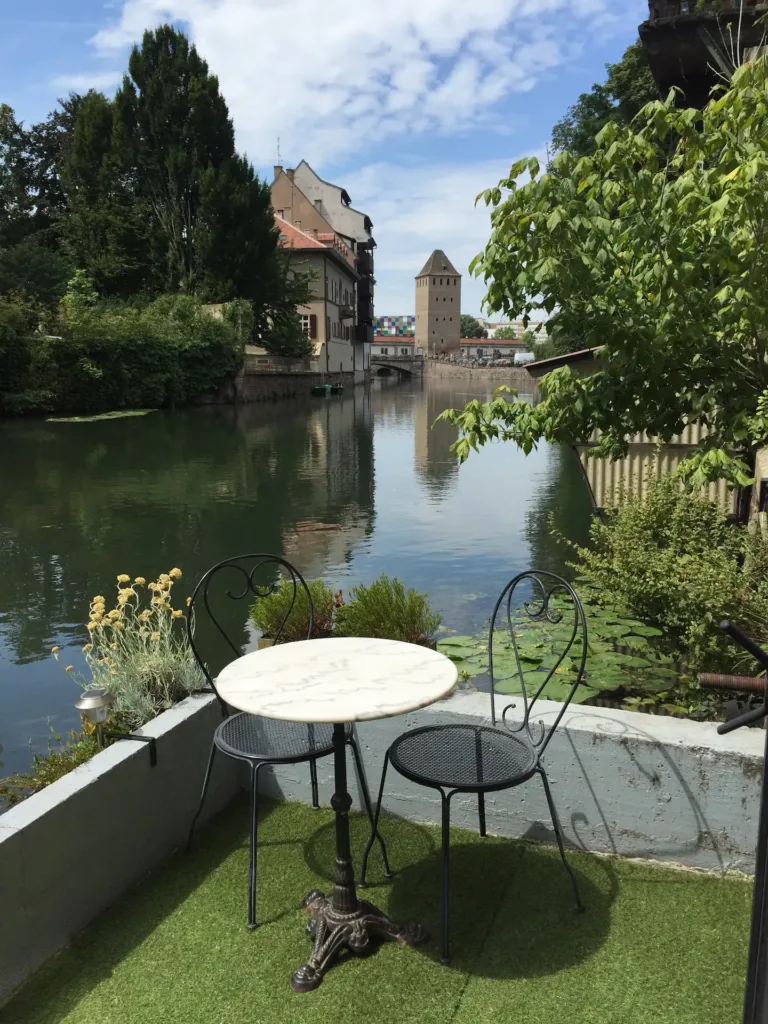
[186,554,313,711]
[488,570,587,753]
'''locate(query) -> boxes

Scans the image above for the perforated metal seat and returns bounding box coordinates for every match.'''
[389,724,537,791]
[215,713,336,763]
[361,570,589,965]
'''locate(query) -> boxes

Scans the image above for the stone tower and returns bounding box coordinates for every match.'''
[415,250,461,356]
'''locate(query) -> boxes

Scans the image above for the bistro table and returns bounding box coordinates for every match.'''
[215,635,458,991]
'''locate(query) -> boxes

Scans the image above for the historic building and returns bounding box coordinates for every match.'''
[415,250,462,356]
[271,161,375,375]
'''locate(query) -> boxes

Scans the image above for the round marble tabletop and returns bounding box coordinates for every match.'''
[215,636,458,724]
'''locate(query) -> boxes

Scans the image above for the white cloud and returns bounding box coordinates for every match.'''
[89,0,636,162]
[342,155,545,317]
[52,71,123,92]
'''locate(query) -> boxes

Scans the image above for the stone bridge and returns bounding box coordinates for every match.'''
[370,353,424,377]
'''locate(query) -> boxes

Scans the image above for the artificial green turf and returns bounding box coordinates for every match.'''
[0,799,753,1024]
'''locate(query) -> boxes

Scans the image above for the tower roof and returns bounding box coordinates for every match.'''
[416,250,460,278]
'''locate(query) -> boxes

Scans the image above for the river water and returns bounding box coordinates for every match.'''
[0,377,593,779]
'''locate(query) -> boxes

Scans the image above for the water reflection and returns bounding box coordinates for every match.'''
[0,378,592,777]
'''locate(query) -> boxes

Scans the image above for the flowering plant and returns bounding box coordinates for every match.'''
[56,569,203,729]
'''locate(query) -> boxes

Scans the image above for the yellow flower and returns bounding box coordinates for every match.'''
[147,582,158,592]
[116,591,133,606]
[100,657,110,665]
[86,621,99,631]
[151,596,162,606]
[138,610,152,623]
[151,632,160,641]
[92,595,105,604]
[51,645,60,653]
[134,576,146,585]
[65,665,74,672]
[172,609,183,618]
[114,622,124,631]
[159,573,170,583]
[90,610,104,621]
[110,642,119,650]
[108,608,122,620]
[116,574,130,583]
[82,644,92,653]
[169,568,182,579]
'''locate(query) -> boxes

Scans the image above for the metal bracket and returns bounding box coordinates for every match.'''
[105,731,158,767]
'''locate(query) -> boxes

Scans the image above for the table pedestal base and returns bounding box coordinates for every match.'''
[290,889,428,992]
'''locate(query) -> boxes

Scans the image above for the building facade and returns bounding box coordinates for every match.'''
[271,161,375,374]
[275,216,359,376]
[415,250,461,356]
[373,315,415,337]
[460,338,528,360]
[371,335,420,357]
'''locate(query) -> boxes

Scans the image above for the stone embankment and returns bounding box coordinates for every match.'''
[425,359,537,392]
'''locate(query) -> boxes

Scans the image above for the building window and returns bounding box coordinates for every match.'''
[433,278,435,285]
[478,348,484,357]
[400,347,408,355]
[382,347,388,354]
[326,315,331,338]
[300,314,310,337]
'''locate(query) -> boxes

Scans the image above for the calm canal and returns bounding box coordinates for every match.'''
[0,377,593,779]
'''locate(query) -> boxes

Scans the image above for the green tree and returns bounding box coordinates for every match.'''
[493,325,517,340]
[111,25,278,302]
[0,105,34,248]
[263,308,312,358]
[460,314,487,338]
[551,41,658,158]
[62,90,157,297]
[441,58,768,488]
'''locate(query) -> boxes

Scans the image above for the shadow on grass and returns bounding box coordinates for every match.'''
[303,810,617,981]
[0,796,268,1024]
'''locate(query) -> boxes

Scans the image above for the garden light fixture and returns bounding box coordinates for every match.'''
[74,689,157,766]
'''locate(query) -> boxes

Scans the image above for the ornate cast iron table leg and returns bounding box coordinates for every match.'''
[291,723,427,992]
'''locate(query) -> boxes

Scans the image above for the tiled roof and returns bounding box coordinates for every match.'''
[275,215,325,250]
[416,250,460,277]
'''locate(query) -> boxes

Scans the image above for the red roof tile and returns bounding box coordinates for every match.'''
[275,215,325,250]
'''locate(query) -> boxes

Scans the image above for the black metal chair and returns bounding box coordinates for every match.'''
[360,569,587,963]
[185,554,389,929]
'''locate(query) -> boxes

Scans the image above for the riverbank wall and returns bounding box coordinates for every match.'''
[208,353,367,404]
[425,360,537,392]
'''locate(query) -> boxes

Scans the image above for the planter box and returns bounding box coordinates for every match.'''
[261,690,765,875]
[0,693,240,1007]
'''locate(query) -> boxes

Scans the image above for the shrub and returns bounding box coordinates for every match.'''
[0,727,100,808]
[250,578,336,642]
[63,569,204,729]
[0,286,244,416]
[564,478,768,672]
[335,573,441,646]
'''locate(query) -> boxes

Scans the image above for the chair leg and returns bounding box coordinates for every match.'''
[440,791,452,965]
[478,792,487,838]
[247,762,263,930]
[348,732,392,880]
[186,739,217,852]
[309,757,320,809]
[538,767,584,913]
[360,750,391,886]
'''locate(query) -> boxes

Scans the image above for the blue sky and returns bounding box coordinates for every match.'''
[2,0,649,316]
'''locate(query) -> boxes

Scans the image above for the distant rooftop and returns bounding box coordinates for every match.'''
[416,250,460,278]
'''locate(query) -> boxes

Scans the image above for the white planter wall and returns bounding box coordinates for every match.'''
[0,694,239,1006]
[262,690,765,874]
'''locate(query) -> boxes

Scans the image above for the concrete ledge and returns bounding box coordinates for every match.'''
[263,690,764,875]
[0,693,239,1006]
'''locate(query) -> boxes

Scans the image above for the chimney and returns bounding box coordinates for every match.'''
[273,165,283,180]
[286,168,295,181]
